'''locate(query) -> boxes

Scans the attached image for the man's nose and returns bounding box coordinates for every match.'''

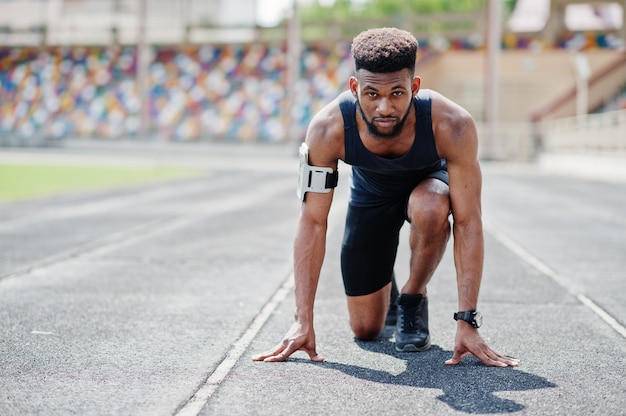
[377,98,392,115]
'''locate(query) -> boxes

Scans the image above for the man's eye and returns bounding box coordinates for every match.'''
[366,92,377,98]
[393,91,403,96]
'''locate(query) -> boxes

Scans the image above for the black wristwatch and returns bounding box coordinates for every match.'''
[454,310,482,328]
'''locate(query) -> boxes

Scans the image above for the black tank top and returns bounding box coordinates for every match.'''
[338,90,446,206]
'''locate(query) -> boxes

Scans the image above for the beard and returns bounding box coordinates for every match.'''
[356,97,412,139]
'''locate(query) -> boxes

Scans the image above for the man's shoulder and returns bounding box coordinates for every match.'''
[430,90,475,131]
[415,88,433,101]
[309,96,344,133]
[429,90,477,160]
[306,95,346,160]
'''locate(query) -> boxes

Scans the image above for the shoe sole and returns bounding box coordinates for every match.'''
[395,338,431,352]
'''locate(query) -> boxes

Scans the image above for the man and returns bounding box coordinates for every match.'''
[253,27,519,367]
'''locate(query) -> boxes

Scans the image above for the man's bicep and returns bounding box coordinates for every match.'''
[439,108,482,221]
[448,159,482,223]
[305,140,339,171]
[298,99,343,216]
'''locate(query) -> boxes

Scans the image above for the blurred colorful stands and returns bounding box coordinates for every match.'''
[0,33,622,143]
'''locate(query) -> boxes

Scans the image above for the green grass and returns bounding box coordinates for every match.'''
[0,164,204,202]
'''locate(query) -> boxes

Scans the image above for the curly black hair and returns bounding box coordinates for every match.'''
[351,27,418,74]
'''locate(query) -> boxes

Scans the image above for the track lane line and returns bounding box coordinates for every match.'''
[175,178,350,416]
[577,294,626,338]
[0,172,254,232]
[0,176,294,283]
[483,219,626,340]
[174,272,295,416]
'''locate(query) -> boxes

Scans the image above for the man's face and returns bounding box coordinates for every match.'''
[350,68,420,139]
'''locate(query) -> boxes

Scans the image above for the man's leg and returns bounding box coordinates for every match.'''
[341,203,404,340]
[395,178,451,351]
[404,178,451,295]
[346,283,391,340]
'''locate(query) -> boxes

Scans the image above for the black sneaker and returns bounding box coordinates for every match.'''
[395,294,431,352]
[385,273,399,326]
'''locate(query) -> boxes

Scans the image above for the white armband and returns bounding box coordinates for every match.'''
[296,143,338,201]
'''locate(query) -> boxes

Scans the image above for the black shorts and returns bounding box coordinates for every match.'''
[340,169,448,296]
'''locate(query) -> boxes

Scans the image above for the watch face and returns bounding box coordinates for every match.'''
[473,311,483,328]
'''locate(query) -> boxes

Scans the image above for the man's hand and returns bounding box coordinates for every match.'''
[251,321,325,363]
[445,323,519,367]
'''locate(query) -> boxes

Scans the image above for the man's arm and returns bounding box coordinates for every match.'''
[252,104,342,363]
[433,93,519,367]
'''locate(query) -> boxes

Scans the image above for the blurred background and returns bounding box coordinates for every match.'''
[0,0,624,161]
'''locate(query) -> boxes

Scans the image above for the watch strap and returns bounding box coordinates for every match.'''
[454,310,481,328]
[454,310,474,321]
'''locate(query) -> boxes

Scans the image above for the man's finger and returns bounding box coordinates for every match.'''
[262,352,289,362]
[262,340,299,362]
[251,348,277,361]
[251,341,287,362]
[481,353,508,367]
[481,347,521,367]
[444,350,468,365]
[491,350,520,366]
[472,346,506,367]
[254,342,325,363]
[493,353,520,367]
[303,347,325,362]
[251,352,274,362]
[471,346,520,367]
[506,357,520,366]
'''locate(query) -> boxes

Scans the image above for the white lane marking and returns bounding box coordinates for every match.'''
[0,215,175,282]
[0,173,251,232]
[175,274,294,416]
[31,330,55,336]
[577,294,626,338]
[483,220,626,340]
[482,220,581,293]
[86,176,294,257]
[175,179,350,416]
[0,175,294,282]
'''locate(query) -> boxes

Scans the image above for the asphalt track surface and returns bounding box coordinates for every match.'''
[0,141,624,415]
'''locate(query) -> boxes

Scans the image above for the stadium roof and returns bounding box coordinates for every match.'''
[508,0,624,32]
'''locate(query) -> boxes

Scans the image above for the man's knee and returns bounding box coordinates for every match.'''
[349,307,386,340]
[407,180,451,226]
[346,288,389,340]
[351,321,383,340]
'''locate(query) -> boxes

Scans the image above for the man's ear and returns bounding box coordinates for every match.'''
[412,76,421,96]
[349,76,359,97]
